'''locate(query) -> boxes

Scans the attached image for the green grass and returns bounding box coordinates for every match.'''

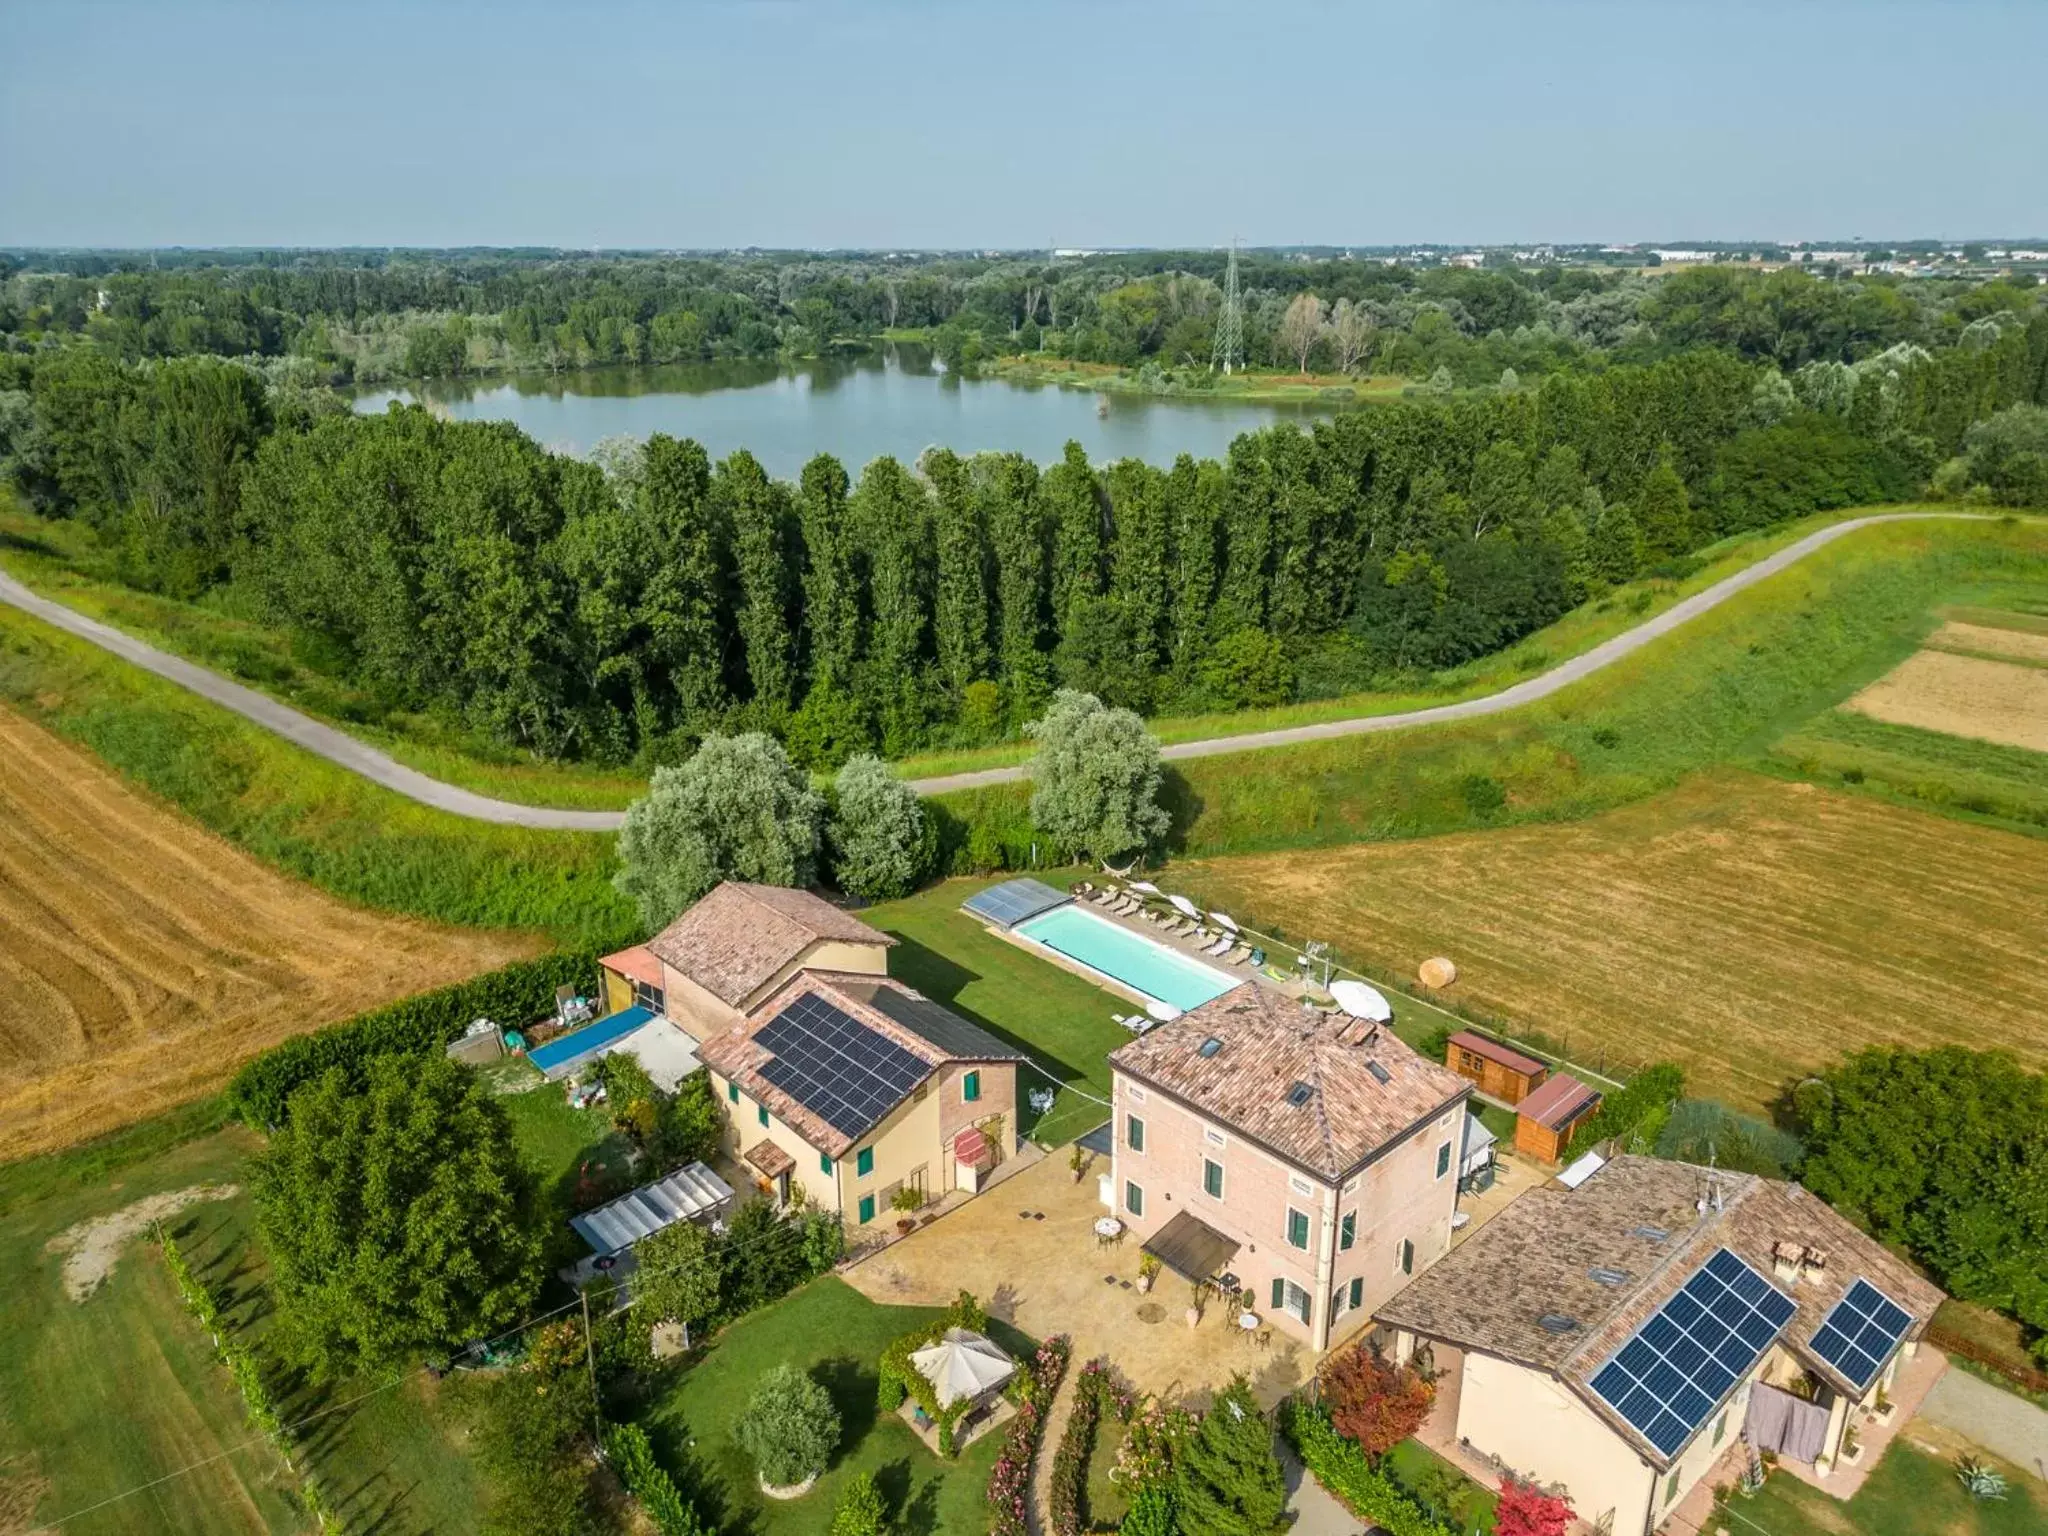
[1772,710,2048,829]
[1382,1438,1500,1533]
[0,601,634,945]
[644,1276,1029,1536]
[1133,517,2048,862]
[862,876,1132,1146]
[1742,1439,2045,1536]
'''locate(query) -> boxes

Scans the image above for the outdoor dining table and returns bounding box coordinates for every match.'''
[1093,1216,1125,1247]
[1237,1311,1261,1332]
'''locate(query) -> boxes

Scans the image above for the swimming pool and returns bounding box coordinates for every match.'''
[1013,904,1243,1012]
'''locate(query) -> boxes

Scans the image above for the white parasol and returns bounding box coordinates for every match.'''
[1146,999,1182,1022]
[1168,894,1201,919]
[1128,880,1162,895]
[1208,912,1240,933]
[1329,979,1393,1022]
[910,1328,1017,1406]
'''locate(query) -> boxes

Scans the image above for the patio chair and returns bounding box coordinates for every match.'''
[1225,944,1253,965]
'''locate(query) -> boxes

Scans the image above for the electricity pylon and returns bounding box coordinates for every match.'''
[1210,239,1244,375]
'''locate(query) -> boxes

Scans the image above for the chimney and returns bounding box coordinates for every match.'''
[1772,1240,1805,1284]
[1800,1247,1828,1285]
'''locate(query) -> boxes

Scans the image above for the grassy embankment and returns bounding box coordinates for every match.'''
[2,495,1918,803]
[978,349,1411,405]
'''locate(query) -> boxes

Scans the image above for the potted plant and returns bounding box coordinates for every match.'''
[1186,1279,1210,1329]
[1069,1143,1090,1183]
[891,1184,924,1234]
[1872,1385,1896,1425]
[1840,1420,1863,1466]
[1137,1253,1161,1294]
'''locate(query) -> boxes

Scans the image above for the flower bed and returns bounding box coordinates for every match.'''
[1048,1359,1138,1536]
[986,1333,1072,1536]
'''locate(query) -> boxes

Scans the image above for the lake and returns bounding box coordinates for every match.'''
[352,349,1327,475]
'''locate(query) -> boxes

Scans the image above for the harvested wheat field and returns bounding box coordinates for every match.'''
[0,706,542,1158]
[1845,649,2048,752]
[1927,618,2048,664]
[1182,772,2048,1110]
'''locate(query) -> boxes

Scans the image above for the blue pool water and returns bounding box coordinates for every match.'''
[1013,905,1243,1012]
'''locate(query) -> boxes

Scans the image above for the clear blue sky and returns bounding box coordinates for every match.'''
[4,0,2042,249]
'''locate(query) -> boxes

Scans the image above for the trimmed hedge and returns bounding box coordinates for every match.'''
[228,947,605,1127]
[602,1421,713,1536]
[1278,1397,1455,1536]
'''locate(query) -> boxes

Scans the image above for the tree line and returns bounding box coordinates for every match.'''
[2,319,2043,766]
[6,245,2040,393]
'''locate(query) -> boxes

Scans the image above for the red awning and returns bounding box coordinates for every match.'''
[953,1127,991,1168]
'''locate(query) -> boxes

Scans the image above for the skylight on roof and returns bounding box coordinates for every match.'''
[1589,1267,1631,1287]
[1198,1037,1223,1058]
[1630,1224,1671,1243]
[1538,1314,1580,1334]
[1286,1081,1313,1107]
[1365,1060,1392,1085]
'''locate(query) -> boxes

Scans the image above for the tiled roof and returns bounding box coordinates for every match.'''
[599,944,664,988]
[698,972,975,1157]
[645,882,894,1007]
[1448,1030,1545,1077]
[743,1140,796,1179]
[1374,1156,1944,1466]
[1110,986,1470,1181]
[1518,1072,1600,1129]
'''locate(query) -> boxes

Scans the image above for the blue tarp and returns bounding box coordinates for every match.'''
[528,1005,654,1077]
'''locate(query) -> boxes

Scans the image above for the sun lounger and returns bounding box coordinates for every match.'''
[1203,935,1234,956]
[1225,944,1253,965]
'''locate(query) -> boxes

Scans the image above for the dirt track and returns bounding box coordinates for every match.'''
[1184,773,2048,1110]
[0,706,540,1159]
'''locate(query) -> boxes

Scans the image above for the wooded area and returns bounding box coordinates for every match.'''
[2,293,2044,765]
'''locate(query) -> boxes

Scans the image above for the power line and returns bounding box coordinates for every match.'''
[1211,238,1243,375]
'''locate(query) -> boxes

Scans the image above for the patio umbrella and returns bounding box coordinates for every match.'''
[1128,880,1161,895]
[1168,894,1201,919]
[1145,999,1182,1022]
[910,1329,1017,1407]
[1329,979,1393,1022]
[1208,912,1240,933]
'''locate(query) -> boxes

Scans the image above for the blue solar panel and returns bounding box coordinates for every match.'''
[755,993,931,1139]
[1807,1277,1912,1391]
[1589,1247,1795,1458]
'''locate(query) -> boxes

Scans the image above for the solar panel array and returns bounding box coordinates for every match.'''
[1809,1279,1912,1391]
[843,981,1024,1060]
[961,877,1071,930]
[1589,1247,1798,1457]
[755,992,931,1139]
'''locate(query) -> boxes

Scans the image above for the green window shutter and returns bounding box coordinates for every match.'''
[1348,1276,1363,1310]
[963,1070,980,1102]
[858,1194,875,1224]
[1203,1160,1223,1199]
[727,1081,739,1103]
[1271,1277,1285,1311]
[1665,1469,1681,1506]
[857,1147,874,1177]
[820,1152,833,1176]
[1125,1181,1143,1217]
[1287,1209,1309,1249]
[1436,1141,1452,1178]
[1126,1114,1144,1152]
[1339,1212,1355,1250]
[1400,1238,1414,1274]
[758,1105,769,1128]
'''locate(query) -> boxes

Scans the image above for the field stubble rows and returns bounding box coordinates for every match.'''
[1184,771,2048,1110]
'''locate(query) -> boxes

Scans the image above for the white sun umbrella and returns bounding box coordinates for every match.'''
[909,1328,1017,1407]
[1329,979,1394,1023]
[1128,880,1161,895]
[1208,912,1240,933]
[1168,894,1202,919]
[1146,999,1182,1022]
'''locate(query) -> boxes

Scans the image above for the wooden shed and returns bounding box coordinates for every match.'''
[1514,1073,1602,1164]
[1444,1030,1549,1105]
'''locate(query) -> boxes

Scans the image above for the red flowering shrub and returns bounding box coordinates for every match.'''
[1323,1349,1435,1458]
[1495,1477,1573,1536]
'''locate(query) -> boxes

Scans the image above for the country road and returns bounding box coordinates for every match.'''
[0,512,2002,830]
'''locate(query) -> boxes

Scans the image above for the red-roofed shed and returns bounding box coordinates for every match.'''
[1444,1029,1549,1105]
[1515,1072,1602,1164]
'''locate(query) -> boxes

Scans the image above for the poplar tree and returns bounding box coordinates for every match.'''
[1164,454,1222,682]
[1637,448,1696,556]
[976,451,1052,719]
[718,448,797,716]
[1044,440,1105,638]
[638,433,727,730]
[797,453,859,697]
[924,448,991,697]
[850,456,934,749]
[1104,457,1169,682]
[1214,436,1273,633]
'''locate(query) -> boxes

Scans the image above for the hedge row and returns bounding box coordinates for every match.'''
[1278,1397,1455,1536]
[601,1422,713,1536]
[228,947,606,1128]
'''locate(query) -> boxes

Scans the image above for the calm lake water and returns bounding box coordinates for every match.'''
[352,349,1326,475]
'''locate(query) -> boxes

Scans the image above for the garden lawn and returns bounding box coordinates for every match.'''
[863,877,1135,1146]
[1744,1439,2045,1536]
[643,1276,1028,1536]
[1382,1439,1499,1533]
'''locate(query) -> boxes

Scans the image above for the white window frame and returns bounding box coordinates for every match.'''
[1435,1140,1453,1179]
[1202,1157,1225,1200]
[1285,1206,1311,1251]
[1125,1180,1144,1217]
[1126,1113,1146,1153]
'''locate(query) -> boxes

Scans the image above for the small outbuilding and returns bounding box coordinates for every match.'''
[1514,1072,1602,1164]
[1444,1030,1549,1105]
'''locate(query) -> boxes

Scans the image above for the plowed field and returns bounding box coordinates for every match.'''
[1183,772,2048,1109]
[0,706,540,1158]
[1846,649,2048,752]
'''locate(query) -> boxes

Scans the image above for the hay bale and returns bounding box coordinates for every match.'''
[1419,956,1458,990]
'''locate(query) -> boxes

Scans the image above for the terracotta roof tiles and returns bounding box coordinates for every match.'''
[646,882,894,1007]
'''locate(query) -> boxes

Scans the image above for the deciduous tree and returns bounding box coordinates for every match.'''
[1026,689,1170,862]
[829,753,933,900]
[1322,1348,1435,1458]
[1278,293,1328,376]
[734,1364,841,1488]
